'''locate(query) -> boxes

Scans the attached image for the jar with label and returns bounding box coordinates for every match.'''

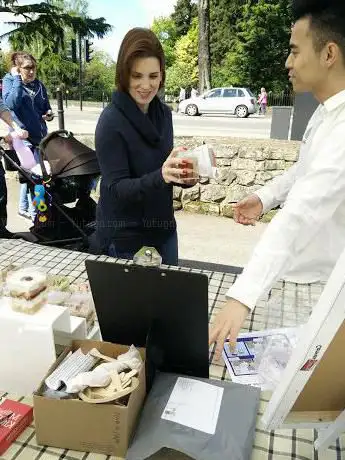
[133,247,162,267]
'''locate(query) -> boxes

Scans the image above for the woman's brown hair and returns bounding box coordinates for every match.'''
[10,51,37,69]
[115,28,165,92]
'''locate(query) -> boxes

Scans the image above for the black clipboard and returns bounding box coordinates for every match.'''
[85,260,210,383]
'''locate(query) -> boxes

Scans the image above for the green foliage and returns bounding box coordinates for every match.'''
[0,0,111,56]
[171,0,198,37]
[209,0,243,67]
[2,0,293,101]
[160,1,199,96]
[0,51,8,78]
[215,0,292,93]
[151,17,177,67]
[1,0,115,101]
[165,18,198,96]
[37,53,79,93]
[83,51,116,95]
[152,0,293,98]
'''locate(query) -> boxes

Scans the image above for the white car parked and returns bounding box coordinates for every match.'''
[178,87,257,118]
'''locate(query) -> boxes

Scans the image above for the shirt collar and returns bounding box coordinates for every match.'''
[323,89,345,113]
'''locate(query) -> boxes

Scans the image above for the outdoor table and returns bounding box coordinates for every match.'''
[0,238,343,460]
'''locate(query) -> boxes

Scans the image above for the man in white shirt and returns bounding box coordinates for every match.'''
[210,0,345,357]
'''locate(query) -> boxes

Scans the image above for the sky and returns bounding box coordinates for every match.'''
[0,0,177,60]
[89,0,176,60]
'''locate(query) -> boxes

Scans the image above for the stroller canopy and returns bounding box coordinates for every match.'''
[39,130,100,178]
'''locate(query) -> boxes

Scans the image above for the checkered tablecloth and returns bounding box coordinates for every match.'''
[0,239,344,460]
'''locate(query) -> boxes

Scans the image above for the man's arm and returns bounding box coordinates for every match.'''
[255,161,299,213]
[229,122,345,307]
[255,106,322,214]
[210,121,345,355]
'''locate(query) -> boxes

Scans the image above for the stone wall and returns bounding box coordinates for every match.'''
[77,135,300,223]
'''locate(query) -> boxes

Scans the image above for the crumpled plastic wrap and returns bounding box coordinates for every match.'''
[255,331,298,390]
[65,345,143,393]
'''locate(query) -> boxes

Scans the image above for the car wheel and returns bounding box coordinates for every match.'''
[186,104,198,116]
[235,105,249,118]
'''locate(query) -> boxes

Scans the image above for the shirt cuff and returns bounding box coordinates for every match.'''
[255,188,273,214]
[225,274,263,311]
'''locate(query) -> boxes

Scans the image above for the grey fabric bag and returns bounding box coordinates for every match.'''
[126,372,260,460]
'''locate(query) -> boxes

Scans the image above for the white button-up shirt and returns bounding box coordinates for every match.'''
[227,89,345,310]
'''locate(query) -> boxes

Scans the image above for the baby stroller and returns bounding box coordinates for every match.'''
[1,130,100,251]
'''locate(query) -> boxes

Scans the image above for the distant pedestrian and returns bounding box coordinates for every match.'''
[258,87,268,115]
[178,87,186,103]
[191,87,199,98]
[2,52,53,221]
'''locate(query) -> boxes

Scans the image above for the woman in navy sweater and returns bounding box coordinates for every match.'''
[94,28,195,265]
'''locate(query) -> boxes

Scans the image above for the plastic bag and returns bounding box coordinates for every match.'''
[176,144,218,179]
[255,332,298,390]
[126,372,260,460]
[65,292,94,319]
[65,344,143,393]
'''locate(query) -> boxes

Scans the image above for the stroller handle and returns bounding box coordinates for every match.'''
[39,129,74,151]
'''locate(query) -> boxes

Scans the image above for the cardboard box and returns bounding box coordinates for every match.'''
[0,399,33,455]
[33,340,146,458]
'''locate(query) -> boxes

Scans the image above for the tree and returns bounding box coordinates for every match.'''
[83,51,116,99]
[165,18,198,96]
[0,51,9,78]
[151,17,177,67]
[171,0,198,37]
[209,0,243,67]
[216,0,292,93]
[0,0,111,56]
[47,0,88,16]
[38,53,79,94]
[198,0,211,93]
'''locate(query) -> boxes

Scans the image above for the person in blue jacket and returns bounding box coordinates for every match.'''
[2,52,53,221]
[94,28,197,265]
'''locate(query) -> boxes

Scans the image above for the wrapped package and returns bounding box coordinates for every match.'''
[6,267,47,314]
[176,144,218,179]
[126,372,260,460]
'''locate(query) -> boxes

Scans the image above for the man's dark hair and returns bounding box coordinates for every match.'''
[292,0,345,57]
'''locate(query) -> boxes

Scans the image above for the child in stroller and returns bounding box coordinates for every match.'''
[1,130,100,250]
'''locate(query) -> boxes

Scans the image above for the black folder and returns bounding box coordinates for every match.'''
[85,260,210,382]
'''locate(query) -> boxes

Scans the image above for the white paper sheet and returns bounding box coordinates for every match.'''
[161,377,224,435]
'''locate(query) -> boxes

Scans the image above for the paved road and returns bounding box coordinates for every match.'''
[49,104,272,139]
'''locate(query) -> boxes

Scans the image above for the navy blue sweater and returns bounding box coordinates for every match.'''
[2,73,51,145]
[95,91,175,254]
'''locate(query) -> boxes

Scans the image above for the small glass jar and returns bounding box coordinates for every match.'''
[133,247,162,267]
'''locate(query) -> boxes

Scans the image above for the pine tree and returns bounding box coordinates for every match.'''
[171,0,198,38]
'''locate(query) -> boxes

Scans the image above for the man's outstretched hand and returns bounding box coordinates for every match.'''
[209,298,250,359]
[232,194,263,225]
